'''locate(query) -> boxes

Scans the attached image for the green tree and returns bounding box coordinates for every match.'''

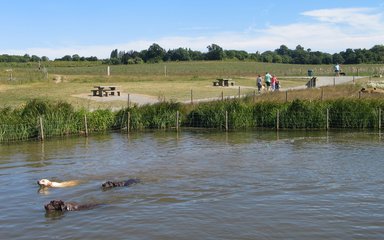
[31,55,41,62]
[261,51,273,63]
[206,44,224,60]
[332,53,344,64]
[166,48,191,61]
[370,45,384,63]
[110,49,118,59]
[145,43,166,63]
[292,45,310,64]
[341,48,357,64]
[72,54,80,61]
[275,45,290,56]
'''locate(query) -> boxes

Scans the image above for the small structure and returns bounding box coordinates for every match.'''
[212,78,235,87]
[306,77,316,88]
[91,86,120,97]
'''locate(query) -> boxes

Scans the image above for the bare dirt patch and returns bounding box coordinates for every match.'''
[73,92,159,105]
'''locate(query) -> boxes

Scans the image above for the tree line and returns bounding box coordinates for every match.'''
[107,43,384,65]
[0,53,98,63]
[1,43,383,65]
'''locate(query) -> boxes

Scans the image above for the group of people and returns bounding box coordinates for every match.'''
[256,72,280,93]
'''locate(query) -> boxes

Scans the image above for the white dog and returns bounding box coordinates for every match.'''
[37,179,80,188]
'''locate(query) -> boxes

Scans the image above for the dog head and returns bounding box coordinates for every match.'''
[38,179,52,187]
[101,181,115,188]
[44,200,66,211]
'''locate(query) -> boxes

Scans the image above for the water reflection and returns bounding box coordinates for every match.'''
[0,130,383,240]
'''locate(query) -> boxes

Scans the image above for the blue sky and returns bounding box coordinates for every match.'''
[1,0,383,59]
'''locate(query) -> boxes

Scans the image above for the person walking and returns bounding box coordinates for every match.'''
[256,74,263,93]
[271,75,277,91]
[334,63,340,76]
[275,77,280,91]
[265,72,272,91]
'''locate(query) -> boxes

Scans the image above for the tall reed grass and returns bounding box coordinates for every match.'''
[1,97,383,143]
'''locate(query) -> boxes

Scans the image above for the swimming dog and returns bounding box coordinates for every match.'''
[44,200,99,212]
[37,179,80,188]
[101,178,140,189]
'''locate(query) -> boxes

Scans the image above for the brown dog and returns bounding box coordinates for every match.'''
[44,200,99,212]
[101,178,140,189]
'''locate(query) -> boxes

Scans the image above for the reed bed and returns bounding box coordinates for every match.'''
[1,97,383,143]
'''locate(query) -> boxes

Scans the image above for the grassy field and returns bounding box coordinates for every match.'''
[0,61,382,110]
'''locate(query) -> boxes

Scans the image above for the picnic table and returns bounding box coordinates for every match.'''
[91,86,121,97]
[212,78,235,87]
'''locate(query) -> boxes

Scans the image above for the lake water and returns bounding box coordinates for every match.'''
[0,130,383,240]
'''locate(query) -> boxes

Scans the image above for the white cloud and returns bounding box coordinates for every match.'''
[302,8,383,31]
[4,7,383,58]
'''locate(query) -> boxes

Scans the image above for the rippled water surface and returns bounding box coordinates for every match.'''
[0,130,383,240]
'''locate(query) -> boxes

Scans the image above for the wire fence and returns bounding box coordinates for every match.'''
[1,107,382,143]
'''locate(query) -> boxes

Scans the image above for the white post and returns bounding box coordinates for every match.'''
[107,66,110,76]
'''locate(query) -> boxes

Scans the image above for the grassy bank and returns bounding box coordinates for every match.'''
[1,98,383,142]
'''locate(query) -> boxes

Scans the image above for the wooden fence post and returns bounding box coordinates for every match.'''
[190,89,193,104]
[221,91,224,101]
[225,111,228,131]
[326,108,329,130]
[127,94,130,108]
[238,86,241,98]
[378,108,382,130]
[39,117,44,141]
[127,111,130,134]
[285,90,288,102]
[176,111,179,132]
[84,114,88,137]
[321,88,324,101]
[276,110,279,130]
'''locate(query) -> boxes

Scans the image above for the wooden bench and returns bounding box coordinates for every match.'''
[91,89,102,96]
[92,86,120,97]
[213,78,235,87]
[103,90,120,96]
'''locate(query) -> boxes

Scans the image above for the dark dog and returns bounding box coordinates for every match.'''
[101,178,140,189]
[44,200,99,212]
